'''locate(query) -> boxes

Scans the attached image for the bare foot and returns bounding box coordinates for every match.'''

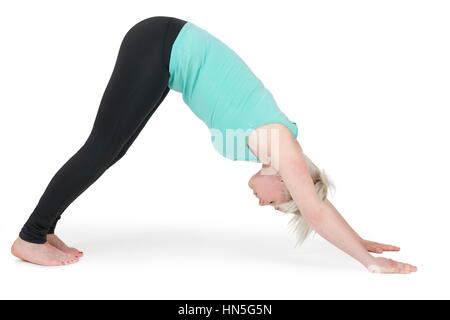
[11,237,79,266]
[47,234,83,257]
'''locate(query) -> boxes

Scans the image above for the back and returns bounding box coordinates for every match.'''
[168,22,298,162]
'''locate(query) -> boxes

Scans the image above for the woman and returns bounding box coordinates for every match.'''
[11,16,417,273]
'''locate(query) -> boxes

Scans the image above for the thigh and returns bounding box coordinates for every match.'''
[87,17,172,155]
[108,85,170,167]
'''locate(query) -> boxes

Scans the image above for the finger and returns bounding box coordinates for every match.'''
[382,244,400,251]
[390,260,401,273]
[395,262,406,273]
[404,264,414,273]
[396,262,414,274]
[371,245,383,253]
[376,243,395,250]
[397,262,408,273]
[406,264,418,272]
[367,244,383,253]
[391,261,399,273]
[401,264,414,274]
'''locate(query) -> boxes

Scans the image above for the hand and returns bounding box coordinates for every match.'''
[361,239,400,254]
[367,257,417,274]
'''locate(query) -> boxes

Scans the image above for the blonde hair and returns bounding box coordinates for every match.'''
[276,153,335,246]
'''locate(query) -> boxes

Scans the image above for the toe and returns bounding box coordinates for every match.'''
[49,260,62,266]
[68,257,79,264]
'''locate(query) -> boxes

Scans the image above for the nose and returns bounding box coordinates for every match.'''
[259,198,265,206]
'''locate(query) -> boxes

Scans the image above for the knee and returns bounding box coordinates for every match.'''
[80,138,119,169]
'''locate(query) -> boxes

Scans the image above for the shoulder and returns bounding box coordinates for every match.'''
[247,123,298,164]
[248,123,296,145]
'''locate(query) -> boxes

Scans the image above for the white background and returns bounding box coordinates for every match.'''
[0,0,449,299]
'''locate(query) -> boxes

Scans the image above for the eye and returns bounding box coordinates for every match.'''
[269,201,274,204]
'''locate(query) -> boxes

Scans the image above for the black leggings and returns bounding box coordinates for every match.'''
[20,16,187,244]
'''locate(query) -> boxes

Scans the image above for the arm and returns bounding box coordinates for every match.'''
[248,124,416,273]
[323,199,364,243]
[280,159,376,269]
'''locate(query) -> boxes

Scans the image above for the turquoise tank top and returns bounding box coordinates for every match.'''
[168,22,298,162]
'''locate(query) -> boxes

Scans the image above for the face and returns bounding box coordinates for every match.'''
[248,169,287,209]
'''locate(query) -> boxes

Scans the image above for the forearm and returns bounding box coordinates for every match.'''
[308,201,375,268]
[324,199,363,241]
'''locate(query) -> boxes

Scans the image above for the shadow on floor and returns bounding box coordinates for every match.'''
[73,226,360,271]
